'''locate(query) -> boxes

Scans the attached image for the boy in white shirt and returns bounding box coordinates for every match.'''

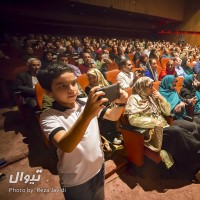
[37,61,128,200]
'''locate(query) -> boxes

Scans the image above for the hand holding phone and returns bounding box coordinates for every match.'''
[96,84,120,106]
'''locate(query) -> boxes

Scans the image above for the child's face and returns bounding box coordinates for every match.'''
[50,72,78,107]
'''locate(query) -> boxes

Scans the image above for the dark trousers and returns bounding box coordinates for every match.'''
[163,121,200,168]
[62,164,105,200]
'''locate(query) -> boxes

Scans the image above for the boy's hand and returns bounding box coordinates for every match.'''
[83,86,108,118]
[115,89,128,104]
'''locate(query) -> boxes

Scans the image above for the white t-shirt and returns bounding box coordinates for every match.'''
[117,71,135,89]
[40,98,104,187]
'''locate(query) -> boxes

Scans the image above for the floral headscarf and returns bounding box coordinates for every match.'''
[125,77,161,116]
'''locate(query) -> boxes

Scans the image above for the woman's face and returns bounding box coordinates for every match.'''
[150,60,157,71]
[166,61,174,71]
[146,82,154,95]
[144,56,148,63]
[170,79,177,90]
[88,74,98,86]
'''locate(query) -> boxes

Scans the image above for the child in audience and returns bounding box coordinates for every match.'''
[36,61,128,200]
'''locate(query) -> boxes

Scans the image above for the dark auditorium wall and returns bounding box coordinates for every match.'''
[0,0,199,45]
[0,0,182,39]
[155,0,200,46]
[72,0,184,21]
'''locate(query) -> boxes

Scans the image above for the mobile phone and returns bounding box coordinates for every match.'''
[96,84,120,106]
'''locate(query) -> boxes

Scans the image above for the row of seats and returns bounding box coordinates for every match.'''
[15,68,186,168]
[118,76,186,168]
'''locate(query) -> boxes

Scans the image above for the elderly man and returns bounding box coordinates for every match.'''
[15,58,41,109]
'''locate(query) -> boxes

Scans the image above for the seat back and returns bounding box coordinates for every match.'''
[176,76,184,93]
[77,74,89,91]
[106,69,120,84]
[119,110,145,167]
[153,81,161,91]
[34,83,56,154]
[160,58,170,69]
[35,82,45,110]
[107,61,118,71]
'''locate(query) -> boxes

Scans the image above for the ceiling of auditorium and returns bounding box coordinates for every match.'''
[0,0,182,37]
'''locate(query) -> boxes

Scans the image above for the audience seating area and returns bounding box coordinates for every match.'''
[1,33,200,175]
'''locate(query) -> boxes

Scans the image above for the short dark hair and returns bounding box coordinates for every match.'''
[36,61,74,91]
[118,58,129,69]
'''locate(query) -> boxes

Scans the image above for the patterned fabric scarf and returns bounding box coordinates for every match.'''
[125,77,161,116]
[87,68,110,88]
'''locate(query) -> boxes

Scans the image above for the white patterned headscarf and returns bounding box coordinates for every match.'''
[125,77,161,116]
[87,68,110,88]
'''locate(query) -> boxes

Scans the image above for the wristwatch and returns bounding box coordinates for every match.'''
[115,103,126,107]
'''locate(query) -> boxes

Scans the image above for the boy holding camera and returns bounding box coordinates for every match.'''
[37,62,128,200]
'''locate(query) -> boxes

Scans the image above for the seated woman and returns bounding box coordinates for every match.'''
[158,60,177,81]
[125,77,200,181]
[145,58,159,81]
[159,75,196,120]
[179,74,200,122]
[86,68,122,145]
[138,54,150,70]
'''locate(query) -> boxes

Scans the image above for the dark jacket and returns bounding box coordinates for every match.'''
[15,71,36,98]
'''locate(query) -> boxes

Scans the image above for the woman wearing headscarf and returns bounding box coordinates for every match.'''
[138,54,150,70]
[159,75,200,154]
[85,68,110,95]
[125,76,200,181]
[86,68,123,146]
[159,75,196,120]
[158,59,177,81]
[179,74,200,122]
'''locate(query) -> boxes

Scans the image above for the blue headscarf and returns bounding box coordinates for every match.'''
[194,89,200,114]
[159,75,187,119]
[183,74,200,114]
[183,74,194,89]
[159,75,181,111]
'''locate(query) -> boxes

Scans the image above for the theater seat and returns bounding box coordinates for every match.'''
[119,110,161,167]
[106,69,120,84]
[77,74,89,91]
